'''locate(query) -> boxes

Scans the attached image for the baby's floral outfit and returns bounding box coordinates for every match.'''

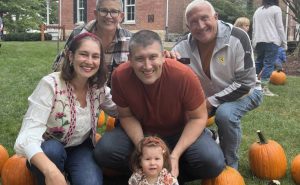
[128,168,179,185]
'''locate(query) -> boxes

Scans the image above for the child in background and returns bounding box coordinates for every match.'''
[234,17,250,33]
[129,136,179,185]
[258,46,287,80]
[275,46,287,71]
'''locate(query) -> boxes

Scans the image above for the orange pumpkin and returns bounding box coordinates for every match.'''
[95,133,102,143]
[270,70,286,85]
[201,166,245,185]
[291,154,300,184]
[1,155,37,185]
[249,130,287,180]
[97,111,116,131]
[97,111,106,128]
[0,144,9,173]
[206,116,215,127]
[106,116,116,131]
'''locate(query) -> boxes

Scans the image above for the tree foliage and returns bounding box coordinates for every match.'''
[209,0,255,24]
[0,0,58,33]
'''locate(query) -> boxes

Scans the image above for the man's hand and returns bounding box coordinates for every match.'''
[164,50,181,59]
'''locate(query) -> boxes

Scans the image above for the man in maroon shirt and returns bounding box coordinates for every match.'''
[94,30,225,184]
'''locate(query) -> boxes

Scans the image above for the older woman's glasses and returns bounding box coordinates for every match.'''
[97,8,120,18]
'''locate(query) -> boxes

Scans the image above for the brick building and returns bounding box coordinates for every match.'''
[58,0,298,41]
[59,0,192,41]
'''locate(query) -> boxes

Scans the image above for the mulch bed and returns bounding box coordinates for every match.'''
[284,55,300,76]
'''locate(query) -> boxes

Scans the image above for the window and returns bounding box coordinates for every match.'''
[77,0,85,23]
[73,0,86,24]
[123,0,135,23]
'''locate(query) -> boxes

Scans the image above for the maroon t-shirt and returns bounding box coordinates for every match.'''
[111,58,205,136]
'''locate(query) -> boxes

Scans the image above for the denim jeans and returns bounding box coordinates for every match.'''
[27,138,103,185]
[255,42,279,83]
[94,125,225,183]
[215,89,263,169]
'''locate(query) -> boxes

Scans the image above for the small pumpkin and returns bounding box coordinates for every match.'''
[1,155,37,185]
[97,111,116,131]
[249,130,287,180]
[97,111,106,128]
[0,144,9,173]
[291,154,300,184]
[95,133,102,143]
[106,116,116,131]
[206,116,215,127]
[270,70,286,85]
[201,166,245,185]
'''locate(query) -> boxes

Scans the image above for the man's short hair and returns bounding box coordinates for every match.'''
[129,30,163,54]
[185,0,216,22]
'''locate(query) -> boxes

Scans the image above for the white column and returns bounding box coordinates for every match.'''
[46,0,50,25]
[165,0,169,41]
[285,2,289,40]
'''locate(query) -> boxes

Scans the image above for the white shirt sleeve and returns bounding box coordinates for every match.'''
[14,75,55,161]
[99,85,118,118]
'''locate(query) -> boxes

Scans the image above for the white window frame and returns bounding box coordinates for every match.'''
[123,0,135,24]
[77,0,85,23]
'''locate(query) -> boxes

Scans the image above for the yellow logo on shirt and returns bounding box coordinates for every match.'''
[217,56,225,64]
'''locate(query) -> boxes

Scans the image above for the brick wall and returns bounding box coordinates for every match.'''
[122,0,166,30]
[87,0,97,23]
[168,0,185,33]
[61,0,74,32]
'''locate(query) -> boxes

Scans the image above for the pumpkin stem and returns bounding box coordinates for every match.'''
[257,130,268,144]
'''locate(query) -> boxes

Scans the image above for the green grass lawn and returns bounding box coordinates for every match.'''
[1,41,300,185]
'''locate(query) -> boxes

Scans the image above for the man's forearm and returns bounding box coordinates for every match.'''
[172,117,206,159]
[120,116,144,147]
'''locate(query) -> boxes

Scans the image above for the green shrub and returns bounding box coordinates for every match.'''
[3,32,52,41]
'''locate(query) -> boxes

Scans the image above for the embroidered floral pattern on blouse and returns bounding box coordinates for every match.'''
[43,78,70,141]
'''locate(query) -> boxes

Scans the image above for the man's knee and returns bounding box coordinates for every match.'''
[215,105,231,122]
[204,154,226,178]
[93,138,114,164]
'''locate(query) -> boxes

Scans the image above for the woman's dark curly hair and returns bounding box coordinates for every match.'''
[130,136,172,173]
[61,32,107,88]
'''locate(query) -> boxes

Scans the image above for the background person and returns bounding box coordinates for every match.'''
[172,0,263,169]
[94,30,225,184]
[252,0,287,96]
[234,17,250,33]
[129,136,179,185]
[275,46,287,71]
[14,32,117,185]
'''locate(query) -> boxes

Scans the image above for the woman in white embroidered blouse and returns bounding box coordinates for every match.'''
[14,32,117,185]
